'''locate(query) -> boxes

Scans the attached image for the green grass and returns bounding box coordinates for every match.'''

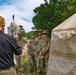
[24,53,29,65]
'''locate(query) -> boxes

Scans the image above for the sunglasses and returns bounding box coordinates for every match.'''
[3,25,5,26]
[43,33,47,35]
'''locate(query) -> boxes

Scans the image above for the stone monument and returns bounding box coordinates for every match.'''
[8,15,20,38]
[47,13,76,75]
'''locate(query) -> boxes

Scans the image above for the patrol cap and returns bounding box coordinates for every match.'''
[43,30,48,34]
[37,29,43,32]
[0,16,6,26]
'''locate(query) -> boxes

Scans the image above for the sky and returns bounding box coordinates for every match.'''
[0,0,45,33]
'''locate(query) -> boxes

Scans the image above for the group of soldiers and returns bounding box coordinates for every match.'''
[15,29,50,75]
[27,29,50,75]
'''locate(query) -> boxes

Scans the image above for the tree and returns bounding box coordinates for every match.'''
[26,31,35,39]
[32,0,76,37]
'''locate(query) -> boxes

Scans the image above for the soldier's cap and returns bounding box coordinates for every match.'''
[0,16,6,26]
[37,29,43,32]
[43,30,48,34]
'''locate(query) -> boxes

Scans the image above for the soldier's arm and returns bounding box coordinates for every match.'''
[19,44,27,58]
[42,39,50,56]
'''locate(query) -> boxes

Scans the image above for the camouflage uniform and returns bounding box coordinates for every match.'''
[41,30,50,74]
[42,37,50,68]
[27,38,36,73]
[16,37,26,75]
[34,35,44,75]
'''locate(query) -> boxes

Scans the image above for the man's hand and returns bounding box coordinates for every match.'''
[19,44,27,58]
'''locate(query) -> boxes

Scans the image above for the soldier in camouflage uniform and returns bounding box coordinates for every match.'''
[40,30,50,75]
[34,29,44,75]
[16,32,27,75]
[27,36,36,73]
